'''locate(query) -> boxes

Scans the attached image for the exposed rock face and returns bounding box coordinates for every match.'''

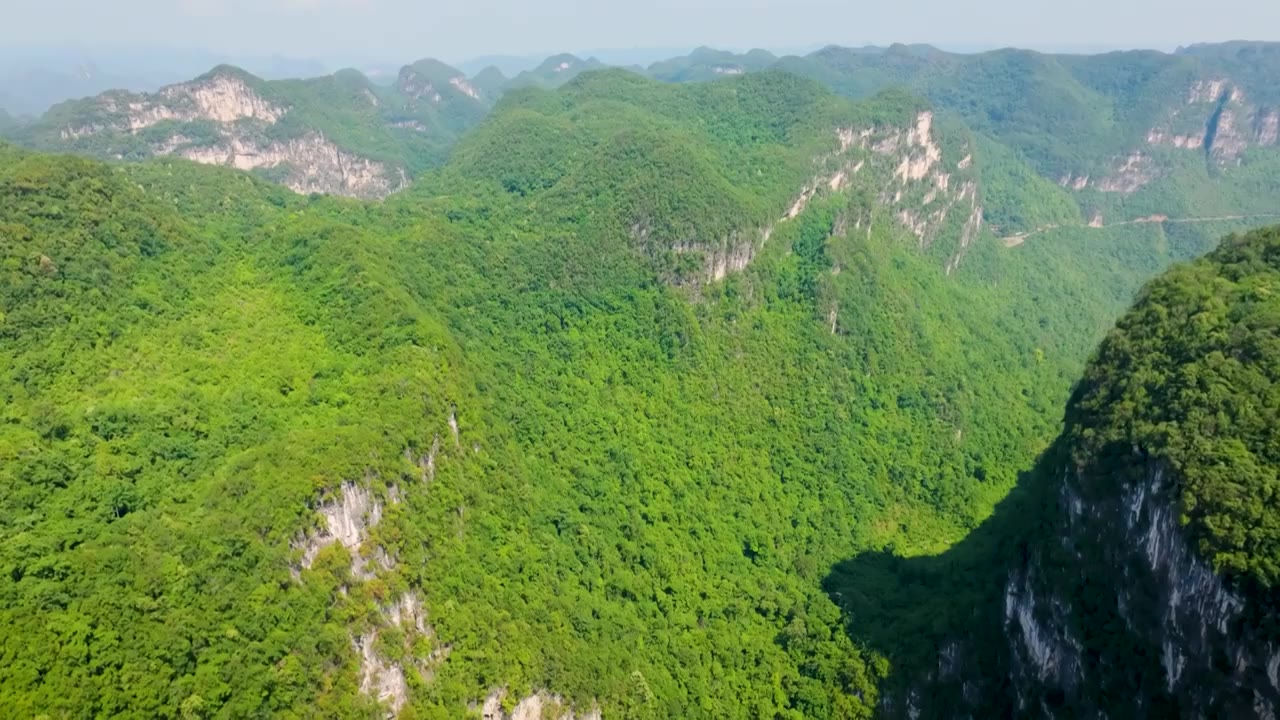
[1145,78,1280,163]
[350,591,447,718]
[1188,79,1233,104]
[1258,111,1280,146]
[666,110,983,286]
[1052,76,1280,194]
[355,632,410,716]
[53,69,408,199]
[61,73,283,140]
[1147,128,1204,149]
[674,227,772,284]
[450,77,482,100]
[178,132,408,199]
[1097,151,1156,193]
[294,481,394,579]
[292,408,471,717]
[1057,173,1090,191]
[477,689,602,720]
[158,73,283,124]
[405,435,441,483]
[856,111,984,272]
[391,120,428,132]
[893,461,1280,719]
[398,67,443,103]
[294,483,449,717]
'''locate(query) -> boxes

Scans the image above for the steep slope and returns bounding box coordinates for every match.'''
[8,60,489,198]
[842,225,1280,718]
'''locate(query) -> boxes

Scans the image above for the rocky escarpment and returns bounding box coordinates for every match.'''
[290,414,453,717]
[397,63,486,104]
[179,132,408,198]
[884,459,1280,720]
[997,462,1278,717]
[1147,79,1280,164]
[288,407,599,719]
[1060,76,1280,196]
[60,72,283,136]
[677,110,985,285]
[46,69,408,199]
[806,110,983,274]
[877,224,1280,718]
[475,689,602,720]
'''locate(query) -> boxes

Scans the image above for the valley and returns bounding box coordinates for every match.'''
[1,38,1279,720]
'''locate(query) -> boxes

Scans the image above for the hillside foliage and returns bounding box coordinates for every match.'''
[1069,226,1280,589]
[0,58,1275,719]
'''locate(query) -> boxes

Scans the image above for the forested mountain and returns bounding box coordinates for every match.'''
[848,226,1280,718]
[505,54,613,90]
[3,59,490,198]
[645,47,778,83]
[646,42,1280,237]
[2,41,1279,719]
[0,66,1232,718]
[469,66,511,98]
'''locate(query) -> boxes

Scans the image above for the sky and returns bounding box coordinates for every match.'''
[4,0,1280,66]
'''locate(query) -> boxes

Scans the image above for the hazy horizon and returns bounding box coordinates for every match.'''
[0,40,1221,72]
[3,0,1279,69]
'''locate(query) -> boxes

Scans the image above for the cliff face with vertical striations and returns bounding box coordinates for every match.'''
[878,226,1280,719]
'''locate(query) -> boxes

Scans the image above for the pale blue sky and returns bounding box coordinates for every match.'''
[5,0,1280,65]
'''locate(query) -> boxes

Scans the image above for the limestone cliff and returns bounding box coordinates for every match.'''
[21,60,491,199]
[878,227,1280,718]
[899,460,1280,719]
[39,67,409,199]
[675,109,985,286]
[178,132,408,199]
[1059,75,1280,197]
[1146,78,1280,164]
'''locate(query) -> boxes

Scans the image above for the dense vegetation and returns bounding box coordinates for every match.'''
[1069,226,1280,588]
[1,58,1275,719]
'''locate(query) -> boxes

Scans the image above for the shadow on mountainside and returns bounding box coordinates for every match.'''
[823,437,1074,717]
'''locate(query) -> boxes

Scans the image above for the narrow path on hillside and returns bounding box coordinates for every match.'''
[1001,213,1280,247]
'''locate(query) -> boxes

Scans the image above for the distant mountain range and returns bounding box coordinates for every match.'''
[7,41,1279,212]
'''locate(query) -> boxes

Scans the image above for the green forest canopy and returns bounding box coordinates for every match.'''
[1069,225,1280,590]
[0,68,1269,718]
